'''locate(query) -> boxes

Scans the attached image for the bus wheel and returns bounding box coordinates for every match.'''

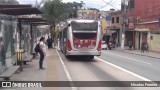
[88,56,94,60]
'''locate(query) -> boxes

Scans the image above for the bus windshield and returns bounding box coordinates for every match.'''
[71,21,98,31]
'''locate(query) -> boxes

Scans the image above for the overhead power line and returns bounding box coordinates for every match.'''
[100,0,121,10]
[99,0,113,9]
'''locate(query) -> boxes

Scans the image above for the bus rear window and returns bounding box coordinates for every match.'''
[73,33,96,39]
[71,21,98,31]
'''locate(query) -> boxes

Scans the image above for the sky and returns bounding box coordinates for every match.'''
[17,0,121,11]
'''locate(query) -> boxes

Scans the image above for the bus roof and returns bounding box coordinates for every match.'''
[67,19,99,23]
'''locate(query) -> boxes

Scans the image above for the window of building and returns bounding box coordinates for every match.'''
[130,0,134,9]
[112,17,115,23]
[116,17,119,23]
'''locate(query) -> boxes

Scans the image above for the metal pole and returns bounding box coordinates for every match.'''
[121,0,127,50]
[121,23,125,49]
[18,19,24,71]
[30,24,33,54]
[18,19,22,49]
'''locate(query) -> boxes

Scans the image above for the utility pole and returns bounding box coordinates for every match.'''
[121,0,128,50]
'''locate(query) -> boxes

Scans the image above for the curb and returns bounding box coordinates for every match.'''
[115,49,160,59]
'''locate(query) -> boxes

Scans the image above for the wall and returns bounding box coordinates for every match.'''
[136,23,159,30]
[150,34,160,52]
[134,0,160,51]
[110,11,122,28]
[135,0,160,23]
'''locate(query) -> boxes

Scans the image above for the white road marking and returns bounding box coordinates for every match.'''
[95,57,151,81]
[56,50,77,90]
[104,51,151,65]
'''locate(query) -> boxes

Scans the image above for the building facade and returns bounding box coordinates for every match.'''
[134,0,160,52]
[121,0,160,52]
[77,9,99,19]
[109,11,123,46]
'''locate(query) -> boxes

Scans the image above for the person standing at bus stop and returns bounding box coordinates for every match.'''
[47,36,53,50]
[39,37,46,70]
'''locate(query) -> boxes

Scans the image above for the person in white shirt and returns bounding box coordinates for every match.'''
[39,37,46,70]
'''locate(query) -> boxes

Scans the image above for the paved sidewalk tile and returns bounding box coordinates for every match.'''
[0,49,59,90]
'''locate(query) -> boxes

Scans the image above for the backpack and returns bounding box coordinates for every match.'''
[34,43,40,53]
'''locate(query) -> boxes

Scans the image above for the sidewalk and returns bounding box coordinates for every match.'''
[1,49,59,90]
[114,46,160,59]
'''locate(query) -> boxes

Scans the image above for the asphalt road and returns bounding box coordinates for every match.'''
[56,50,160,90]
[100,50,160,81]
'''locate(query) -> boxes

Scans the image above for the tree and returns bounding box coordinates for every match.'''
[65,2,82,18]
[42,0,83,39]
[0,0,19,4]
[55,27,60,39]
[42,0,66,39]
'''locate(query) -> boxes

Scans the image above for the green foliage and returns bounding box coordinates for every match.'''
[42,0,83,38]
[0,0,19,4]
[65,2,82,19]
[54,27,60,39]
[42,0,82,24]
[42,0,66,24]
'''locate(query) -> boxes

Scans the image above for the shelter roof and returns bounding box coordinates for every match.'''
[0,7,43,15]
[0,4,32,9]
[18,17,47,22]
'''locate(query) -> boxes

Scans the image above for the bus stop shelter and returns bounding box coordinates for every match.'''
[18,17,49,54]
[0,4,47,79]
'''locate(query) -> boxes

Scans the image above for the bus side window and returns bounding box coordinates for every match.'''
[63,27,67,43]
